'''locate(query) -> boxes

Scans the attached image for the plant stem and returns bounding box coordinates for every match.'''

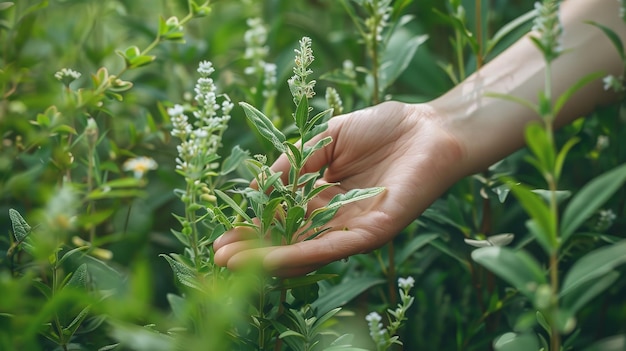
[455,30,466,81]
[258,283,267,350]
[544,59,561,351]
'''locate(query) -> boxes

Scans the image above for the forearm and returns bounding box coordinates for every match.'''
[431,0,626,177]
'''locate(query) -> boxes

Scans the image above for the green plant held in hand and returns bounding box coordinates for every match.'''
[236,36,384,246]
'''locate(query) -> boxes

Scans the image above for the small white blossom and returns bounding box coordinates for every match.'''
[244,18,269,76]
[54,68,82,86]
[288,37,316,104]
[197,60,215,76]
[594,208,617,231]
[603,74,624,92]
[398,276,415,291]
[123,156,158,179]
[532,0,563,61]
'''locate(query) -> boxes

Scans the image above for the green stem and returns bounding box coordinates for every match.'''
[87,137,96,243]
[258,283,267,350]
[186,179,201,269]
[455,30,466,81]
[544,59,561,351]
[51,255,66,349]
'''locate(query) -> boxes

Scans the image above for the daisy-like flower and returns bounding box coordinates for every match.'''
[123,156,158,179]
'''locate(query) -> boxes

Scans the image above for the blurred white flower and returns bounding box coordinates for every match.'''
[397,276,415,290]
[123,156,158,179]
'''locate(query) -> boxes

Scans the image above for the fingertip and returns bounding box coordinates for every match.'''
[213,226,257,251]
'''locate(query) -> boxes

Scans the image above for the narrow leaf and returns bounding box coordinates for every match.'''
[554,72,605,117]
[214,189,253,223]
[487,9,537,54]
[240,102,286,153]
[560,240,626,296]
[493,332,540,351]
[327,187,385,209]
[471,246,546,299]
[554,137,580,182]
[561,163,626,242]
[9,208,31,242]
[562,270,619,317]
[311,277,385,316]
[294,94,309,132]
[586,20,625,60]
[508,182,557,253]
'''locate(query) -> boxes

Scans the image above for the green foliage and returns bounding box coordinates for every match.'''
[2,0,625,350]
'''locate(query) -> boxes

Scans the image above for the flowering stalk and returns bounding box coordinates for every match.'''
[239,36,383,245]
[529,1,563,349]
[169,61,233,268]
[366,276,415,351]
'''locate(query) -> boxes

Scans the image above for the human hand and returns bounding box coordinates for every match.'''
[213,101,466,276]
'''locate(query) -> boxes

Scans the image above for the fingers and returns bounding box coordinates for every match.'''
[214,227,384,277]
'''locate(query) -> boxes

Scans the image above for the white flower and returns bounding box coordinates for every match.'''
[365,312,382,323]
[603,74,623,92]
[197,60,215,76]
[54,68,82,86]
[123,156,158,179]
[397,276,415,290]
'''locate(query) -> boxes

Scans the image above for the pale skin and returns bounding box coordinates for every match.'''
[214,0,626,277]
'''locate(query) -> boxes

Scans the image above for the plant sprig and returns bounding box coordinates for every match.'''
[239,36,384,246]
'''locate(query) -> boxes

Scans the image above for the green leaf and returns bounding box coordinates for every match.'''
[294,94,309,132]
[554,137,579,182]
[560,240,626,297]
[493,332,540,351]
[220,145,250,175]
[561,163,626,242]
[395,233,439,265]
[486,9,537,54]
[525,219,554,255]
[586,20,625,61]
[166,293,186,321]
[326,187,385,209]
[485,92,538,114]
[304,183,338,203]
[279,330,305,340]
[284,206,306,242]
[63,305,91,338]
[583,335,626,351]
[160,254,201,290]
[285,142,303,169]
[261,197,283,234]
[274,273,336,290]
[0,3,15,11]
[240,102,286,153]
[302,136,333,165]
[562,270,619,317]
[471,246,546,299]
[381,29,428,90]
[9,208,31,242]
[508,182,556,253]
[311,277,385,316]
[524,122,555,175]
[214,189,253,223]
[65,264,88,289]
[553,72,605,117]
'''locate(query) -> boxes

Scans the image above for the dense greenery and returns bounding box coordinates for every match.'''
[1,0,625,350]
